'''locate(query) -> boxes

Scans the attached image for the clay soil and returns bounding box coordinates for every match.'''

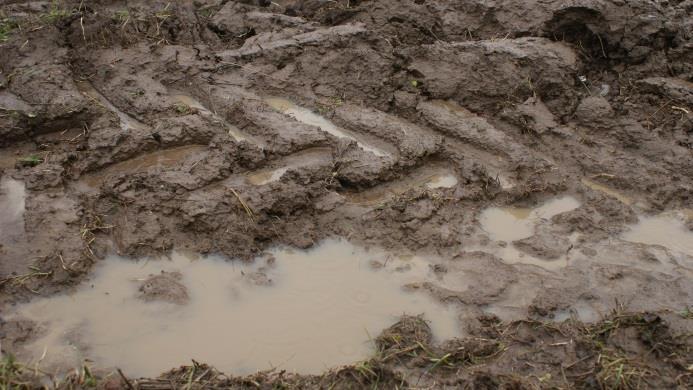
[1,0,692,388]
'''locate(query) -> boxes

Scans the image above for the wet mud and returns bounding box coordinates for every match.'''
[0,0,691,388]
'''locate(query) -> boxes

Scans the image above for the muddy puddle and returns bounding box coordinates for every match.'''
[80,145,208,188]
[0,177,25,244]
[476,197,580,270]
[76,82,147,131]
[9,239,459,377]
[347,167,458,205]
[480,196,580,242]
[170,93,253,144]
[264,98,389,157]
[245,148,331,186]
[622,212,693,259]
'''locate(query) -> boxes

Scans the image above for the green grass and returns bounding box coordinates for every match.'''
[0,16,18,42]
[40,1,71,24]
[17,154,43,167]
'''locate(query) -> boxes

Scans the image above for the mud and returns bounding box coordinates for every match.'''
[0,0,691,388]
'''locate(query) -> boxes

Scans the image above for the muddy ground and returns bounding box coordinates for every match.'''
[0,0,692,388]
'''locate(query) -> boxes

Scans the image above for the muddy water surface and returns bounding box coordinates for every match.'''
[264,98,389,157]
[10,239,458,377]
[480,196,580,242]
[347,166,458,205]
[622,212,693,259]
[0,177,25,243]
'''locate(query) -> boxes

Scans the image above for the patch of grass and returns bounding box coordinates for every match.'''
[40,1,71,24]
[0,354,28,390]
[0,15,19,42]
[114,10,129,22]
[17,154,43,167]
[595,350,653,389]
[173,102,192,115]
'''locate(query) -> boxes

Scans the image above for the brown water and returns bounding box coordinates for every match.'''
[476,196,580,270]
[0,177,25,245]
[9,239,459,377]
[622,212,693,260]
[81,145,207,188]
[264,97,390,157]
[479,196,580,242]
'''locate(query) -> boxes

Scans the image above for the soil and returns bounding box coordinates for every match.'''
[0,0,691,388]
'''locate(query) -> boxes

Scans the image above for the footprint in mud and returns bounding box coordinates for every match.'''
[476,196,581,270]
[622,211,693,261]
[7,239,459,377]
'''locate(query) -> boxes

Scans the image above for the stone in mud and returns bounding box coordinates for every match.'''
[138,271,189,305]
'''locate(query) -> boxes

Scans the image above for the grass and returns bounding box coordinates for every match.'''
[0,354,27,390]
[173,102,192,115]
[17,154,43,167]
[40,1,72,24]
[0,15,18,42]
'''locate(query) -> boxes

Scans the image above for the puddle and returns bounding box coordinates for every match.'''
[622,212,693,258]
[425,174,458,189]
[347,167,458,205]
[480,196,580,242]
[476,197,580,270]
[581,178,632,205]
[264,97,389,157]
[10,239,459,377]
[0,177,25,244]
[76,82,147,131]
[245,148,332,186]
[171,94,252,143]
[81,146,207,188]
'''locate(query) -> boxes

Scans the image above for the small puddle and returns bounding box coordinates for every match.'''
[477,196,580,270]
[0,177,25,245]
[76,82,147,131]
[264,98,389,157]
[480,196,580,242]
[426,174,458,189]
[81,146,207,188]
[9,239,459,377]
[347,167,458,205]
[622,212,693,258]
[581,178,632,205]
[171,94,252,143]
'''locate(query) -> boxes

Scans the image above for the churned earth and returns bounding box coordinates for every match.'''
[0,0,691,388]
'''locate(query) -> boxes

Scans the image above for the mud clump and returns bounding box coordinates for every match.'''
[1,0,692,387]
[138,271,189,305]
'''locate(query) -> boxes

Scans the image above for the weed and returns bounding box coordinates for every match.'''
[0,15,18,42]
[113,9,130,28]
[173,102,192,115]
[595,350,653,389]
[40,1,71,24]
[17,154,43,167]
